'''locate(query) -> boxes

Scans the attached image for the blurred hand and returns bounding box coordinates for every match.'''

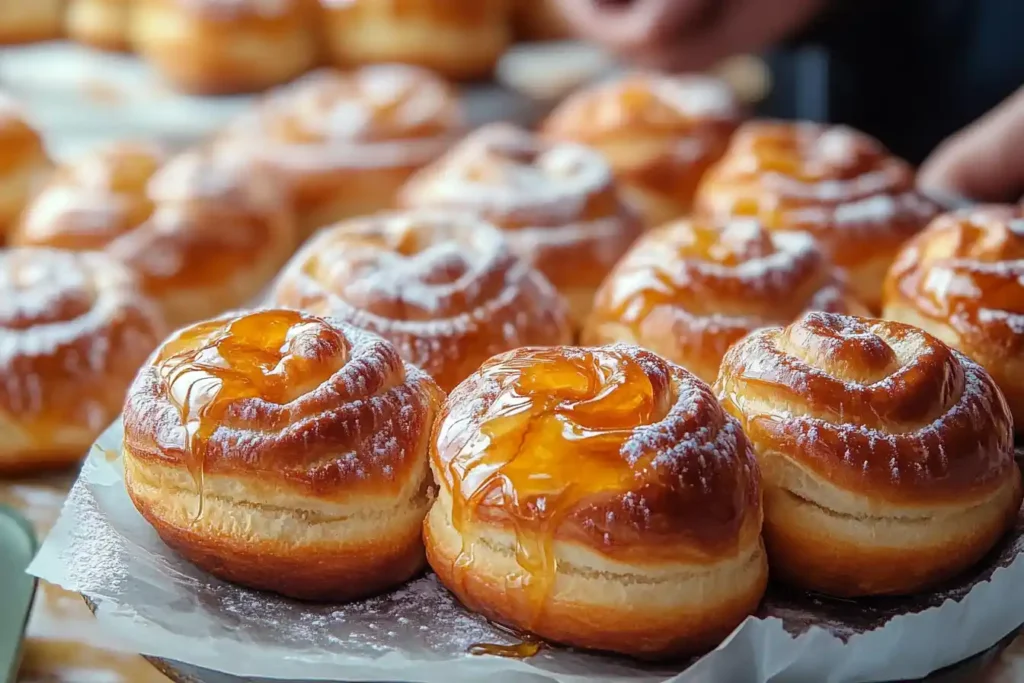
[919,87,1024,203]
[556,0,825,71]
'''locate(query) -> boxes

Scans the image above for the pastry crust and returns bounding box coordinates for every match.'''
[0,248,165,473]
[583,217,868,384]
[123,308,444,601]
[511,0,571,41]
[270,211,573,392]
[425,344,767,658]
[320,0,511,81]
[400,123,643,328]
[67,0,133,51]
[0,0,64,44]
[0,95,51,240]
[218,66,463,238]
[544,73,741,228]
[696,121,938,310]
[131,0,319,94]
[14,143,298,328]
[883,205,1024,432]
[715,311,1022,596]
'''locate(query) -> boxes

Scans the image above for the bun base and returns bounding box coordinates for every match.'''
[762,469,1023,597]
[424,492,767,659]
[67,0,132,51]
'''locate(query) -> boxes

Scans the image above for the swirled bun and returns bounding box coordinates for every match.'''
[131,0,318,94]
[715,312,1022,597]
[320,0,510,81]
[583,218,868,384]
[425,344,766,658]
[0,0,64,43]
[0,248,165,473]
[544,73,741,228]
[15,144,297,329]
[400,123,643,327]
[696,121,938,310]
[67,0,132,50]
[0,95,50,240]
[218,66,463,238]
[123,308,444,601]
[270,211,572,391]
[884,206,1024,433]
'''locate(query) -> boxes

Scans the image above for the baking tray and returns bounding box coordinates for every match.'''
[0,505,38,683]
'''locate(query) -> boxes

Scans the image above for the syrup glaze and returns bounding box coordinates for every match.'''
[433,345,760,623]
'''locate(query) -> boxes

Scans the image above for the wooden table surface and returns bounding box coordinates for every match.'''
[4,475,1024,683]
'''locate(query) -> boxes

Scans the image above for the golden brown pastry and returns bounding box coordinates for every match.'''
[0,95,50,241]
[544,73,741,228]
[696,121,938,311]
[425,344,766,658]
[67,0,132,50]
[14,143,297,329]
[123,308,444,600]
[399,123,643,328]
[0,0,64,44]
[884,205,1024,433]
[218,66,463,238]
[320,0,510,81]
[511,0,571,41]
[131,0,319,94]
[0,248,165,474]
[583,218,868,384]
[270,211,573,392]
[716,311,1022,597]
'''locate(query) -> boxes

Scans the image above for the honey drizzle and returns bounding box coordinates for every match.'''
[446,349,665,627]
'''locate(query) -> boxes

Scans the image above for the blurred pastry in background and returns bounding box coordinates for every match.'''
[583,217,868,384]
[0,95,50,242]
[131,0,319,94]
[511,0,571,42]
[544,73,741,229]
[123,308,443,600]
[884,205,1024,433]
[320,0,510,81]
[67,0,132,51]
[0,248,165,474]
[399,123,642,328]
[270,211,573,391]
[15,143,298,328]
[0,0,64,44]
[217,65,462,238]
[696,121,939,311]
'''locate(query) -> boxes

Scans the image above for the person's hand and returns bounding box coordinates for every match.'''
[555,0,824,72]
[919,87,1024,204]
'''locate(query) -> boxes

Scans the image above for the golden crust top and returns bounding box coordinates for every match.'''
[716,312,1016,503]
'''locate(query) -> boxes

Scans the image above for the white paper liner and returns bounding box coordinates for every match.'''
[27,420,1024,683]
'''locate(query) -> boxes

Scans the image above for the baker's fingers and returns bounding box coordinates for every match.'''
[919,87,1024,203]
[554,0,709,53]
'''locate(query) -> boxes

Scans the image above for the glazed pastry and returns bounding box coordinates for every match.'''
[270,211,573,391]
[884,205,1024,433]
[67,0,132,50]
[131,0,318,94]
[0,248,165,474]
[15,144,298,329]
[399,123,643,327]
[123,308,443,600]
[218,66,463,238]
[0,95,50,241]
[716,311,1022,597]
[544,73,741,228]
[511,0,571,41]
[696,121,938,310]
[425,344,766,658]
[583,218,868,384]
[0,0,64,43]
[320,0,511,81]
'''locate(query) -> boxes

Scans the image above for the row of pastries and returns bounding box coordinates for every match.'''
[1,65,1023,661]
[0,0,570,93]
